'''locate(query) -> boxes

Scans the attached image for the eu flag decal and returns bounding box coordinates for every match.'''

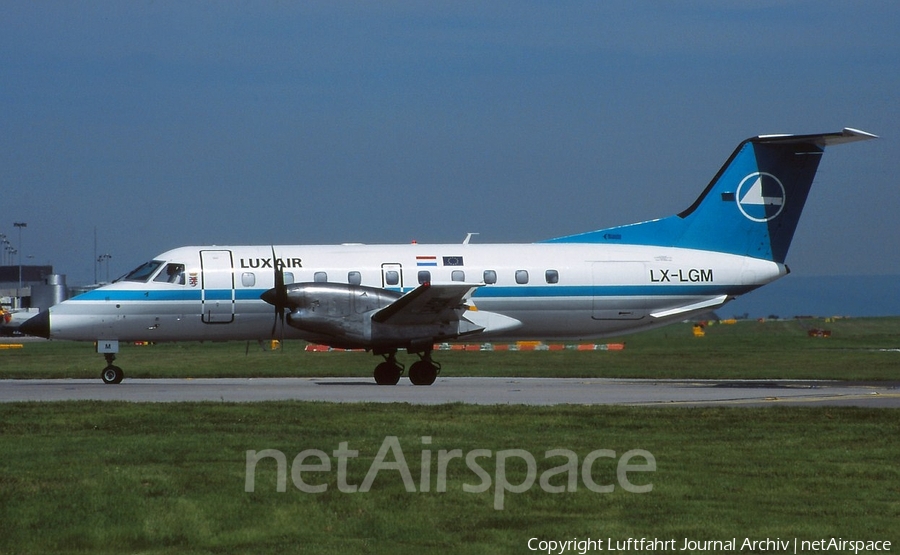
[442,256,464,266]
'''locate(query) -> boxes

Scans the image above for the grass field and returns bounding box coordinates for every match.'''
[2,316,899,381]
[1,317,898,553]
[0,403,898,554]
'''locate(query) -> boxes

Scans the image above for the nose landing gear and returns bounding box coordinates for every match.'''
[101,353,124,385]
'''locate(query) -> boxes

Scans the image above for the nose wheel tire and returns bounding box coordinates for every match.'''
[101,365,124,385]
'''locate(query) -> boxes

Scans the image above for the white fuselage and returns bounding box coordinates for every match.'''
[44,242,785,344]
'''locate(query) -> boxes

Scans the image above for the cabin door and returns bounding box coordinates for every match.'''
[381,263,404,290]
[200,249,235,324]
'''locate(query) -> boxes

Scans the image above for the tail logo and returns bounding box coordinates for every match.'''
[736,172,785,222]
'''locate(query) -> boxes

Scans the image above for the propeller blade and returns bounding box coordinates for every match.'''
[271,246,287,338]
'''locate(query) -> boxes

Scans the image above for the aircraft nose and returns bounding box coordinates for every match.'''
[20,310,51,339]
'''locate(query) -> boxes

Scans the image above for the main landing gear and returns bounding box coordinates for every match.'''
[408,352,439,386]
[101,353,124,385]
[372,349,440,386]
[373,352,403,385]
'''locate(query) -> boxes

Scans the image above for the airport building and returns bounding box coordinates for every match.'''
[0,265,67,311]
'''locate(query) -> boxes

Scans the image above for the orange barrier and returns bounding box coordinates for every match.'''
[303,342,626,352]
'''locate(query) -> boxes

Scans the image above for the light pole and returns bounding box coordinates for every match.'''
[14,222,26,308]
[98,253,112,283]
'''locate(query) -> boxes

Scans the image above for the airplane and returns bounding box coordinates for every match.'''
[21,128,876,385]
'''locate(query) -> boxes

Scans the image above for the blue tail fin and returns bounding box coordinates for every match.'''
[544,128,876,263]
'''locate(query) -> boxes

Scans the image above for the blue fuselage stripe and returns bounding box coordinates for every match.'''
[70,283,749,303]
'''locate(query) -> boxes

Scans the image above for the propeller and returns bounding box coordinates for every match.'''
[261,246,288,344]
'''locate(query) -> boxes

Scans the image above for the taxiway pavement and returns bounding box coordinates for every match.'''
[1,377,898,407]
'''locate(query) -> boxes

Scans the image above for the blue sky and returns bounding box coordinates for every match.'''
[2,1,897,288]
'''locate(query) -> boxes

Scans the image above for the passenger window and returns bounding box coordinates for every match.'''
[348,271,361,285]
[314,272,327,283]
[451,270,465,282]
[241,272,256,287]
[515,270,529,284]
[483,270,497,284]
[385,270,400,286]
[154,263,185,285]
[418,270,431,284]
[545,269,559,284]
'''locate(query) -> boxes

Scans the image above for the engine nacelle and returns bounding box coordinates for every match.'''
[279,283,397,343]
[265,281,519,352]
[279,282,479,351]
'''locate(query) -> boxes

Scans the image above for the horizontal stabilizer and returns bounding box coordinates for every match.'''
[755,127,878,146]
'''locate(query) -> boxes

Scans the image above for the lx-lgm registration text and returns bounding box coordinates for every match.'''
[649,268,714,283]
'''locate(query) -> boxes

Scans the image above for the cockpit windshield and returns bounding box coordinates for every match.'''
[154,263,186,285]
[121,260,164,282]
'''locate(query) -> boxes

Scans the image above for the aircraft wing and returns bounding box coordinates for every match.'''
[372,282,480,326]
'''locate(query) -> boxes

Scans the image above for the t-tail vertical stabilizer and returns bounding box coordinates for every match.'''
[545,128,877,263]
